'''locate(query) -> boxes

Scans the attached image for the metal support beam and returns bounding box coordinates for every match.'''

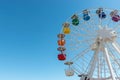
[98,55,100,79]
[87,48,99,79]
[112,42,120,55]
[104,47,116,80]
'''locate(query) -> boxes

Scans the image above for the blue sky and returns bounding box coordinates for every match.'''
[0,0,120,80]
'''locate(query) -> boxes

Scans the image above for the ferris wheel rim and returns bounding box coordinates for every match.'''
[57,8,120,80]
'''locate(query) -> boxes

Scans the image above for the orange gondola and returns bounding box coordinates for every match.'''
[58,39,65,46]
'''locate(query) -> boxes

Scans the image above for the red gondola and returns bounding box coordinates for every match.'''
[58,53,66,61]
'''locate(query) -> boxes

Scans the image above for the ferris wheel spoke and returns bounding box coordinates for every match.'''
[80,27,97,35]
[68,44,90,51]
[112,62,120,79]
[106,43,120,73]
[82,21,97,33]
[82,18,98,32]
[109,51,120,70]
[68,39,95,45]
[107,44,120,70]
[112,64,120,79]
[74,62,87,74]
[112,42,120,56]
[103,54,107,78]
[116,41,120,48]
[106,17,113,27]
[116,33,120,37]
[70,47,91,62]
[72,24,96,34]
[106,48,120,79]
[70,31,96,38]
[96,53,100,78]
[103,47,116,80]
[69,33,96,39]
[68,45,86,51]
[87,47,100,79]
[108,42,120,58]
[113,24,120,31]
[71,66,82,75]
[71,18,97,34]
[104,10,113,27]
[67,40,93,51]
[89,12,101,29]
[67,37,95,48]
[76,53,93,66]
[97,51,105,78]
[67,47,90,58]
[101,52,106,78]
[98,17,103,28]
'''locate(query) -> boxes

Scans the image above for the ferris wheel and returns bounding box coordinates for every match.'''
[57,8,120,80]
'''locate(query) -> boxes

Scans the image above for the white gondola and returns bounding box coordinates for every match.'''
[65,68,74,76]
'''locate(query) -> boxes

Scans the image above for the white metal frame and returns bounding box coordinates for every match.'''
[62,8,120,80]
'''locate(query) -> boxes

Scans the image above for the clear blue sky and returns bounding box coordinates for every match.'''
[0,0,120,80]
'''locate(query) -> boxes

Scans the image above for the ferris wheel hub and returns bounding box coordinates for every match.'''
[97,26,117,42]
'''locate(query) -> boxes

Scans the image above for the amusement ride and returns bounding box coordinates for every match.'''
[57,8,120,80]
